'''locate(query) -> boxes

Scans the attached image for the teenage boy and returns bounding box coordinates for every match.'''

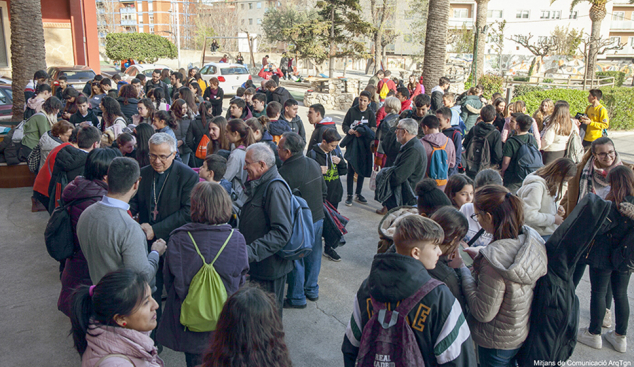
[251,93,268,118]
[55,75,68,101]
[462,105,503,179]
[437,107,462,176]
[342,215,476,367]
[228,98,253,121]
[266,101,291,143]
[25,84,52,118]
[70,96,99,127]
[341,90,376,206]
[396,87,413,112]
[376,70,396,101]
[131,78,145,99]
[580,89,609,148]
[307,103,336,149]
[443,92,464,129]
[266,79,293,107]
[420,115,455,191]
[170,71,183,101]
[244,87,255,110]
[500,113,540,193]
[431,76,450,112]
[308,128,347,262]
[199,154,232,195]
[280,99,305,141]
[112,73,128,91]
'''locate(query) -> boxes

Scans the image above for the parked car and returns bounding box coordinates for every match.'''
[122,64,171,82]
[0,85,13,120]
[47,66,96,95]
[200,63,251,95]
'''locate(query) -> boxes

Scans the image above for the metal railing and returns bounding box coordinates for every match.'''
[505,75,615,90]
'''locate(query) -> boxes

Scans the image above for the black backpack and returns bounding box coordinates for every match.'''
[44,196,99,261]
[510,135,543,182]
[516,194,611,366]
[464,129,496,178]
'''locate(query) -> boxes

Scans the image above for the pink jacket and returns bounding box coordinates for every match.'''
[501,117,542,150]
[82,325,164,367]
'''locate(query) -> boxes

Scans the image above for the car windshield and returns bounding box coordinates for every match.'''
[4,88,12,98]
[59,70,96,79]
[220,67,248,75]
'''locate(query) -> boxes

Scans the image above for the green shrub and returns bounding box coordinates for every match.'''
[514,87,634,130]
[105,33,178,63]
[513,85,544,99]
[596,71,626,87]
[513,76,529,82]
[478,74,504,100]
[543,78,553,83]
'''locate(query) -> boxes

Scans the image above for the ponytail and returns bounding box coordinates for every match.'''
[199,100,212,129]
[474,185,524,241]
[70,285,94,356]
[228,118,255,147]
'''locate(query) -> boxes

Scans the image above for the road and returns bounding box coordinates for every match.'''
[0,101,632,366]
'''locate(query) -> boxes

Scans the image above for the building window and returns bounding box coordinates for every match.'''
[570,11,578,19]
[137,3,142,11]
[241,4,244,9]
[257,18,262,24]
[453,8,469,19]
[257,2,262,8]
[148,2,153,11]
[552,11,561,19]
[487,10,502,18]
[150,26,154,33]
[277,1,281,6]
[516,10,530,19]
[149,15,154,23]
[249,18,253,25]
[613,11,625,21]
[540,10,550,19]
[610,36,621,46]
[249,3,253,9]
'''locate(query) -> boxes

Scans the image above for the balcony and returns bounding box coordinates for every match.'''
[611,20,634,30]
[121,19,137,26]
[606,44,634,56]
[449,18,474,28]
[120,8,136,14]
[119,0,134,3]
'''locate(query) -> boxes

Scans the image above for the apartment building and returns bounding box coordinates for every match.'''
[606,0,634,58]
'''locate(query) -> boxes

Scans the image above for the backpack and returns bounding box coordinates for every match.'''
[464,129,496,178]
[27,144,41,174]
[180,230,233,332]
[564,129,584,164]
[356,278,443,367]
[11,120,27,143]
[24,106,36,121]
[45,196,100,262]
[195,134,211,160]
[263,178,314,261]
[428,139,449,187]
[510,136,543,182]
[610,202,634,272]
[379,80,390,100]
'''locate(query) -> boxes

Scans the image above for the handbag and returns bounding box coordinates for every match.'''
[369,167,379,191]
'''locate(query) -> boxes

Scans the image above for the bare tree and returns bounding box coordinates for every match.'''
[369,0,396,72]
[508,34,554,57]
[196,2,242,54]
[96,0,118,39]
[578,34,625,88]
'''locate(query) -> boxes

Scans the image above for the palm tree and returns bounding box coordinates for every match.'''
[473,0,490,79]
[422,0,450,94]
[10,0,47,121]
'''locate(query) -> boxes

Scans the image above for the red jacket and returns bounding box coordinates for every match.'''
[376,78,396,100]
[409,83,423,99]
[33,142,72,197]
[258,67,283,80]
[401,98,413,112]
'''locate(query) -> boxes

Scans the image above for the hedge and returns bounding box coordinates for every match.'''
[596,71,626,87]
[105,33,178,63]
[513,87,634,130]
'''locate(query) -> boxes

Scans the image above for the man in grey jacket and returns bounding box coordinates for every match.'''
[77,157,167,287]
[239,143,293,315]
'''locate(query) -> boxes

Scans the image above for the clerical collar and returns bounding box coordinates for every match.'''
[155,164,173,175]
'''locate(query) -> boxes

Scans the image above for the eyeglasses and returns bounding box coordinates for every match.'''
[148,152,174,162]
[395,127,405,132]
[595,151,616,159]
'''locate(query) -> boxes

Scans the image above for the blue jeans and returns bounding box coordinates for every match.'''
[478,346,520,367]
[286,219,323,305]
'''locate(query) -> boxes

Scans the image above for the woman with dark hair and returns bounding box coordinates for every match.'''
[178,86,198,116]
[171,99,193,166]
[36,120,74,171]
[114,132,136,157]
[224,119,255,205]
[207,116,230,156]
[203,77,224,116]
[189,81,203,105]
[577,165,634,352]
[100,96,127,136]
[58,148,122,318]
[187,67,197,84]
[460,169,503,248]
[195,72,208,94]
[133,123,154,168]
[517,157,577,241]
[407,74,423,99]
[246,116,282,168]
[88,80,105,109]
[186,101,213,167]
[202,285,293,367]
[117,84,141,121]
[444,174,474,210]
[161,68,171,86]
[70,269,164,366]
[492,97,507,132]
[157,182,249,367]
[133,98,156,125]
[457,185,547,366]
[21,97,64,156]
[415,178,452,217]
[148,87,168,111]
[429,206,469,313]
[61,87,80,120]
[152,110,178,141]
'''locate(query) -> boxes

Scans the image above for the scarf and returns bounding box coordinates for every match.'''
[579,154,622,201]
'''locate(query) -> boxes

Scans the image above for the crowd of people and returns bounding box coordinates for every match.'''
[3,65,632,367]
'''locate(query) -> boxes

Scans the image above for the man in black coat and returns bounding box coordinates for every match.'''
[48,125,102,213]
[129,132,199,334]
[266,79,293,107]
[278,132,327,308]
[383,118,427,210]
[239,142,293,315]
[145,69,171,104]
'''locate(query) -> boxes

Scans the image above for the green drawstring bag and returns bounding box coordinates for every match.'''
[180,230,233,332]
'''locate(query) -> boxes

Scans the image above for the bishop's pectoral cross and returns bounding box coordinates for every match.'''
[152,207,159,221]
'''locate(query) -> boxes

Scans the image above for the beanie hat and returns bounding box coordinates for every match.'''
[416,178,452,216]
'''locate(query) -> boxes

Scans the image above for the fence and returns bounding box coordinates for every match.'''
[505,75,615,90]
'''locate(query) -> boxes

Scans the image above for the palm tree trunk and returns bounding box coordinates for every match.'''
[474,0,490,79]
[587,3,607,87]
[10,0,47,121]
[423,0,450,94]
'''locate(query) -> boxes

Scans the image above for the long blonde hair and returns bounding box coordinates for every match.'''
[533,98,554,131]
[548,101,572,136]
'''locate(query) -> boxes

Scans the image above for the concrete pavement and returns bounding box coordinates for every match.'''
[0,102,632,366]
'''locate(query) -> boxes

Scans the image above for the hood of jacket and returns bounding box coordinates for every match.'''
[368,252,432,303]
[268,120,291,136]
[117,96,140,106]
[479,226,547,285]
[381,113,400,128]
[261,130,274,142]
[27,97,45,110]
[316,117,334,126]
[473,121,497,138]
[61,176,108,203]
[272,86,290,98]
[520,173,548,190]
[55,146,88,173]
[280,114,302,125]
[84,325,161,366]
[422,132,449,148]
[39,131,63,151]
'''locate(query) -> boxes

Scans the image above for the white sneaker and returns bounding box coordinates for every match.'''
[603,308,613,328]
[577,327,602,349]
[604,330,627,353]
